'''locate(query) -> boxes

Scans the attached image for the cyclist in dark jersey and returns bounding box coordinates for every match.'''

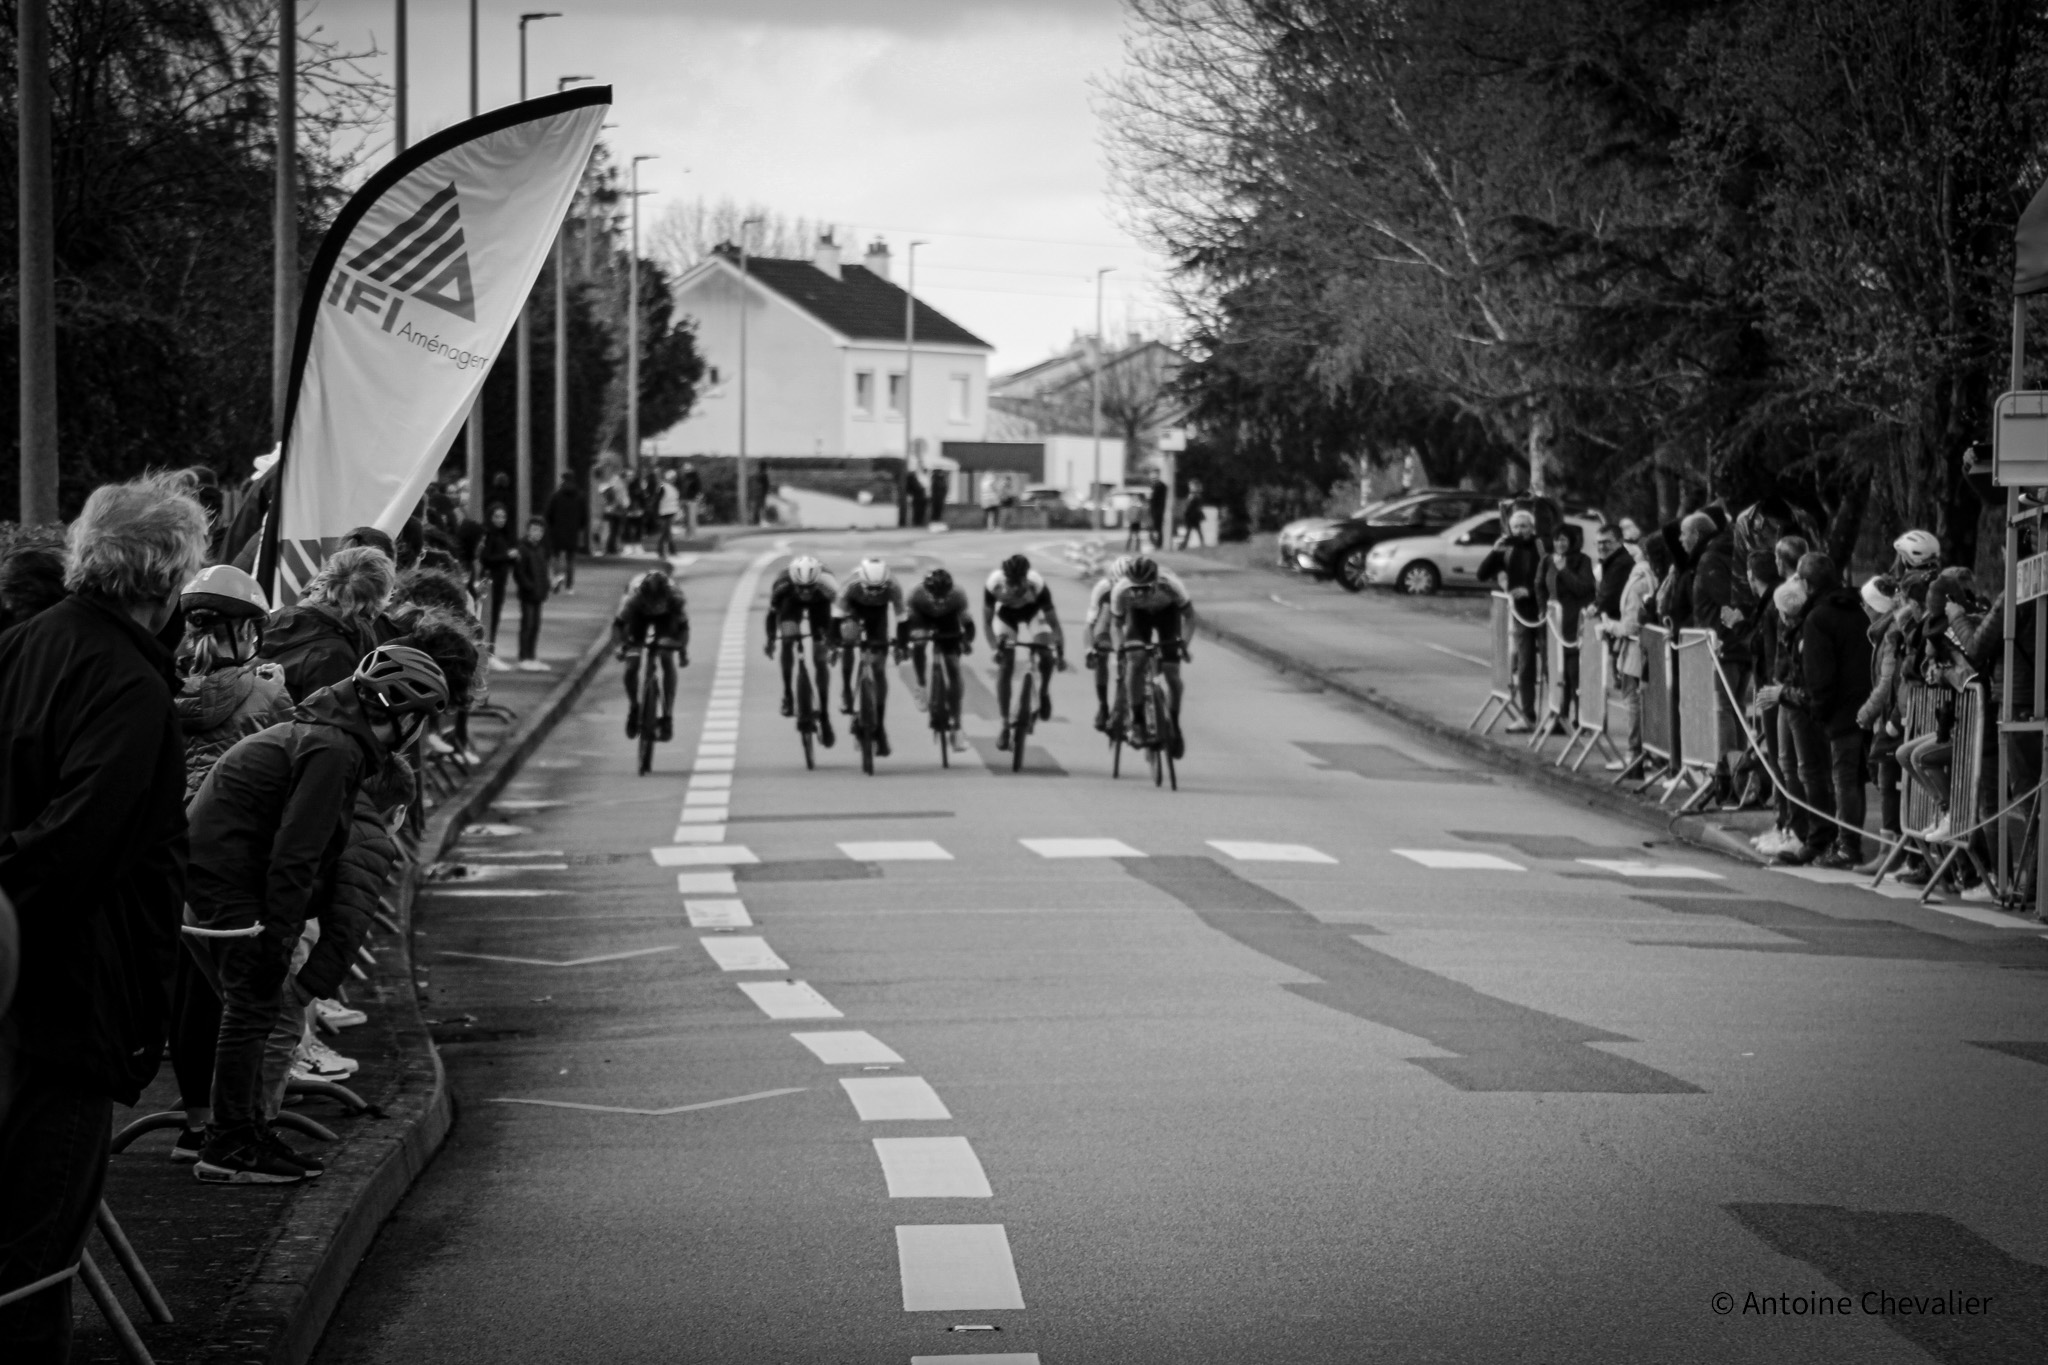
[1109,555,1192,758]
[613,570,689,741]
[983,553,1065,752]
[895,567,975,745]
[835,557,905,755]
[763,554,838,747]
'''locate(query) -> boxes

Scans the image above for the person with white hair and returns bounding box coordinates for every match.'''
[1478,506,1547,731]
[0,472,209,1357]
[259,545,396,703]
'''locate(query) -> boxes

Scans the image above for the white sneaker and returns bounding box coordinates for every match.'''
[293,1038,359,1080]
[488,654,514,673]
[1751,828,1784,855]
[314,998,367,1029]
[528,659,553,673]
[1920,812,1952,842]
[424,732,455,755]
[515,659,544,672]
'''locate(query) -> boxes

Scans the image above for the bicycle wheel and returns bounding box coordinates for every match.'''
[796,664,816,770]
[858,661,877,776]
[1111,735,1122,779]
[637,662,658,776]
[1155,677,1178,791]
[1012,671,1034,772]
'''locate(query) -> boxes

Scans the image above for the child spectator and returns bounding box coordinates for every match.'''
[513,516,553,672]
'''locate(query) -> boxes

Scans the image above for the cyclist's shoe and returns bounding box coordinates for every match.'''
[658,714,674,743]
[950,731,969,752]
[875,726,891,758]
[840,696,856,716]
[819,715,836,748]
[678,651,690,668]
[194,1129,308,1185]
[997,724,1012,752]
[1094,705,1111,733]
[781,694,795,718]
[624,704,641,739]
[1038,688,1053,722]
[1169,730,1186,761]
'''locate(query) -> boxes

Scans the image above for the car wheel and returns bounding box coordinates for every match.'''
[1337,548,1370,592]
[1397,561,1441,595]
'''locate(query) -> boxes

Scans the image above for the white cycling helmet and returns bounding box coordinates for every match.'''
[1893,529,1940,569]
[854,557,890,587]
[788,555,823,587]
[1109,555,1135,581]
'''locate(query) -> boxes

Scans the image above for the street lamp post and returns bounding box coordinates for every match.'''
[737,215,763,526]
[904,240,927,528]
[273,0,298,441]
[626,155,658,474]
[512,12,560,530]
[17,0,57,522]
[394,0,407,154]
[553,76,592,498]
[1091,266,1114,530]
[464,0,483,519]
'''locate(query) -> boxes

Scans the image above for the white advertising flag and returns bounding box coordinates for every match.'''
[261,86,610,601]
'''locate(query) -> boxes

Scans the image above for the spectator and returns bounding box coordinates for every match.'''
[1179,480,1208,549]
[679,461,704,538]
[513,516,553,672]
[1744,551,1794,853]
[0,525,68,635]
[183,646,448,1184]
[1147,472,1168,548]
[1479,508,1547,732]
[1859,573,1929,872]
[477,502,517,669]
[655,470,682,558]
[545,473,587,593]
[390,568,482,762]
[906,469,929,529]
[600,469,629,555]
[981,474,1003,531]
[1541,525,1597,722]
[1593,524,1631,628]
[0,474,207,1357]
[1780,552,1873,868]
[1617,515,1644,547]
[260,546,396,703]
[929,466,950,525]
[1690,514,1755,693]
[1603,532,1660,770]
[749,465,772,525]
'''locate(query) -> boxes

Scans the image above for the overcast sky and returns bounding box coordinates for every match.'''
[311,0,1172,373]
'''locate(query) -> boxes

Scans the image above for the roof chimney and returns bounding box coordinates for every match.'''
[863,237,891,281]
[813,233,842,280]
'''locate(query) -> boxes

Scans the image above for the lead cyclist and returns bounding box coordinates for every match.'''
[983,553,1064,751]
[1108,555,1192,758]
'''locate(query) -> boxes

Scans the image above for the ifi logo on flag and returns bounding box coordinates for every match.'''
[322,182,478,326]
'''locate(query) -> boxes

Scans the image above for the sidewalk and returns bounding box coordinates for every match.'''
[73,556,653,1365]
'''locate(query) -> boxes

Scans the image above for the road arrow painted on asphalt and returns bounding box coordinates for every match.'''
[439,946,681,967]
[486,1086,806,1117]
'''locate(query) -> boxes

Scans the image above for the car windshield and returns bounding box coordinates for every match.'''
[1364,495,1434,526]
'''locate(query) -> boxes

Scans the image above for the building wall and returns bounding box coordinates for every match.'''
[840,343,988,461]
[653,265,845,458]
[1042,435,1126,503]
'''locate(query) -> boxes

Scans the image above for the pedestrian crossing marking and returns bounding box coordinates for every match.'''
[685,898,752,928]
[669,825,727,843]
[651,844,759,866]
[874,1137,993,1197]
[696,743,737,757]
[841,1076,952,1121]
[737,980,841,1019]
[1576,859,1723,879]
[792,1031,903,1064]
[1393,849,1526,871]
[1020,837,1145,859]
[676,871,739,895]
[688,773,733,790]
[692,757,737,773]
[683,791,729,806]
[894,1225,1025,1310]
[910,1356,1040,1365]
[1207,841,1337,864]
[699,936,787,972]
[839,841,953,862]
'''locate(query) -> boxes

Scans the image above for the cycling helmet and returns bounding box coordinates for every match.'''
[788,556,823,587]
[355,644,450,718]
[923,568,954,597]
[854,557,890,587]
[635,569,674,600]
[1001,554,1031,581]
[181,564,270,619]
[1125,555,1159,586]
[1109,555,1135,582]
[1893,529,1940,569]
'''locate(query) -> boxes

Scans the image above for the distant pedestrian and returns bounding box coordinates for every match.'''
[1147,473,1168,549]
[679,461,704,538]
[513,516,553,671]
[907,470,929,528]
[545,473,586,592]
[929,467,950,525]
[1541,526,1597,720]
[1178,480,1208,549]
[0,473,208,1359]
[750,466,772,525]
[478,503,517,667]
[1480,508,1546,732]
[655,470,681,557]
[980,474,1002,530]
[1778,552,1873,869]
[600,471,629,555]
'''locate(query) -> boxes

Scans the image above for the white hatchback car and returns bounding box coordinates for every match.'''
[1361,511,1607,595]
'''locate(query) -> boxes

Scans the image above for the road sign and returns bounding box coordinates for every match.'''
[2021,550,2048,604]
[1993,391,2048,486]
[1157,426,1187,452]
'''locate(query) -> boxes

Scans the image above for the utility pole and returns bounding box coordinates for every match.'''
[394,0,407,153]
[464,0,483,519]
[512,12,560,530]
[1091,266,1114,529]
[273,0,299,441]
[904,240,927,529]
[737,215,764,526]
[553,77,592,498]
[627,155,658,474]
[17,0,58,523]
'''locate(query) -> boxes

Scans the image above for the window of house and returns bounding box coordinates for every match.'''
[948,374,970,422]
[854,370,874,416]
[706,365,722,387]
[887,373,906,417]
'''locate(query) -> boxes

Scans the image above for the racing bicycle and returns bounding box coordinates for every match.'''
[633,625,665,777]
[849,638,892,776]
[1113,639,1179,790]
[784,626,823,770]
[998,637,1062,774]
[901,629,965,768]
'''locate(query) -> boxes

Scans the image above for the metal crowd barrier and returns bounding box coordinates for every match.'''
[1559,615,1619,770]
[1638,624,1677,776]
[1897,681,1943,836]
[1920,682,1995,898]
[0,1203,173,1365]
[1671,629,1724,807]
[1531,602,1572,748]
[1470,592,1521,733]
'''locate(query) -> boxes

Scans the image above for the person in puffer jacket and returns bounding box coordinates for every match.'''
[259,546,396,702]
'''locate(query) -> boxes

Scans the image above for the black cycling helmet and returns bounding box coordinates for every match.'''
[355,644,450,718]
[635,569,673,600]
[924,568,954,597]
[1001,553,1030,581]
[1125,555,1159,585]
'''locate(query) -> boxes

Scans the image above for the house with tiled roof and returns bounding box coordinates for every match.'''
[652,237,993,466]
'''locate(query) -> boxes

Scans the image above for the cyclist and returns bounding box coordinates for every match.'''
[613,569,690,742]
[764,554,839,747]
[896,567,976,747]
[835,557,905,755]
[1085,555,1136,733]
[984,553,1065,751]
[1109,555,1194,758]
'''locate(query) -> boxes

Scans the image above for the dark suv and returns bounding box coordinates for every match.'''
[1291,490,1501,591]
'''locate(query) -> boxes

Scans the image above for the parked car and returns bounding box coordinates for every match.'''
[1360,509,1606,595]
[1020,485,1069,510]
[1290,490,1501,590]
[1277,500,1388,568]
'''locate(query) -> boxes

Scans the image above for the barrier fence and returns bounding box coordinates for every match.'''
[1641,624,1676,770]
[1673,629,1725,800]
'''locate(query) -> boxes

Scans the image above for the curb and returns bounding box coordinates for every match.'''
[239,623,619,1365]
[1195,616,1768,866]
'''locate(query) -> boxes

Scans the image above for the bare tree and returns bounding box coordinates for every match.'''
[646,197,854,275]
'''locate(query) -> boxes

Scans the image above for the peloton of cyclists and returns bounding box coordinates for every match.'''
[1109,555,1193,759]
[764,554,839,747]
[895,567,976,750]
[835,557,906,756]
[983,553,1065,752]
[613,568,690,741]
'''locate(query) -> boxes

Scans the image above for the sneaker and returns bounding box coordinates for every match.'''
[1772,842,1824,867]
[424,731,455,756]
[625,705,640,739]
[781,694,795,718]
[294,1038,359,1080]
[488,654,514,673]
[170,1127,205,1163]
[1168,730,1185,761]
[875,727,891,758]
[195,1130,307,1185]
[1816,846,1860,871]
[911,684,930,713]
[996,724,1011,752]
[1921,812,1952,842]
[658,715,674,743]
[1093,705,1109,733]
[950,731,969,752]
[818,717,836,749]
[1038,689,1053,722]
[527,659,554,673]
[260,1127,324,1177]
[314,998,367,1029]
[1503,720,1533,734]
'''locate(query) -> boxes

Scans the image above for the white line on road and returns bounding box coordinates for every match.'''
[1207,840,1336,864]
[440,945,679,968]
[696,743,738,757]
[874,1137,993,1197]
[668,825,727,843]
[1576,859,1723,879]
[910,1356,1040,1365]
[1020,837,1145,858]
[418,888,566,898]
[682,791,729,806]
[487,1086,803,1117]
[676,871,739,895]
[738,980,842,1019]
[895,1225,1025,1310]
[699,936,788,971]
[841,1076,951,1120]
[791,1030,903,1064]
[685,899,753,928]
[839,841,953,861]
[691,757,737,773]
[1425,641,1492,668]
[688,773,733,790]
[1393,849,1526,871]
[651,844,759,866]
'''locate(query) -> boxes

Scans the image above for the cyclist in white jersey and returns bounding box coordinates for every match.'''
[982,553,1065,752]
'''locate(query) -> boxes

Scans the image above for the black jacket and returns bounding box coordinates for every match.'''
[1478,534,1546,612]
[261,602,372,704]
[1801,588,1875,737]
[298,757,410,1000]
[545,486,587,552]
[513,541,551,603]
[0,594,188,1104]
[1540,550,1597,638]
[1596,547,1631,622]
[184,681,387,949]
[1689,530,1753,663]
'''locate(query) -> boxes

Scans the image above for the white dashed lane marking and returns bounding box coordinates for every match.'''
[651,845,759,867]
[873,1137,993,1197]
[791,1030,903,1064]
[687,773,733,790]
[840,1077,951,1121]
[698,936,787,972]
[684,898,752,928]
[1576,859,1723,879]
[910,1355,1040,1365]
[1393,849,1526,871]
[692,757,737,773]
[1207,840,1336,864]
[682,791,728,806]
[1020,837,1145,859]
[737,980,842,1019]
[894,1225,1026,1310]
[676,871,739,895]
[668,825,727,843]
[839,841,953,862]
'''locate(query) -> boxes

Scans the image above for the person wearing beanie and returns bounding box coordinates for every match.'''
[1775,553,1873,868]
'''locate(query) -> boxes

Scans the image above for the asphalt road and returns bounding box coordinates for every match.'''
[314,529,2048,1365]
